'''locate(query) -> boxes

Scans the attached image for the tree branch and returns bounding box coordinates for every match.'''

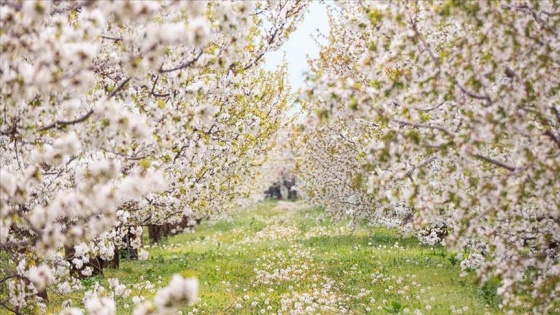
[551,106,560,124]
[411,19,440,67]
[404,156,437,179]
[473,154,516,172]
[150,75,171,97]
[0,122,17,137]
[159,51,203,73]
[0,240,29,251]
[100,35,123,42]
[393,119,455,137]
[107,77,131,99]
[37,77,130,131]
[455,80,492,105]
[0,300,21,315]
[37,109,94,132]
[243,52,265,71]
[543,130,560,148]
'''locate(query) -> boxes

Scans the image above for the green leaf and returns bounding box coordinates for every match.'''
[139,159,151,169]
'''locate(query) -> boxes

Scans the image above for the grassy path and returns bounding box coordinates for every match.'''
[51,201,502,314]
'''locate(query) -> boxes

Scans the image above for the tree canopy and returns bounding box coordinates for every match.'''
[295,1,559,312]
[1,0,558,314]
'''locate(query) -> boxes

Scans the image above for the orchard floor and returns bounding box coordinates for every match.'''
[50,201,503,314]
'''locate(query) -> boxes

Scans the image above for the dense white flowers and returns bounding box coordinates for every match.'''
[295,1,559,312]
[132,276,198,315]
[138,249,149,261]
[27,264,54,292]
[1,0,308,313]
[85,297,116,315]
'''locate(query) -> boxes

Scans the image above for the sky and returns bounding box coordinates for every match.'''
[262,2,330,90]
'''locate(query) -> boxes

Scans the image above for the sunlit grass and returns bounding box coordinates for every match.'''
[46,201,502,314]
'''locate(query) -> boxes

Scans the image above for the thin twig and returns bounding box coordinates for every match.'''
[405,156,437,179]
[543,130,560,148]
[37,77,130,131]
[108,77,131,99]
[393,119,455,137]
[473,154,516,172]
[159,51,203,73]
[551,106,560,124]
[100,35,123,42]
[13,141,23,174]
[455,80,492,105]
[0,241,29,251]
[411,20,440,67]
[150,75,171,97]
[37,109,94,132]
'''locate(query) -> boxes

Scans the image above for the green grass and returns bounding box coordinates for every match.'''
[46,201,503,314]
